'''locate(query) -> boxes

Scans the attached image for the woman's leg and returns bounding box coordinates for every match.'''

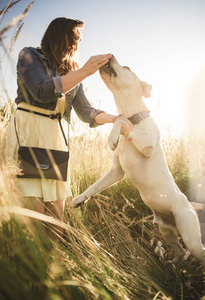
[23,197,45,213]
[21,197,45,234]
[22,197,65,239]
[45,200,65,220]
[45,200,65,237]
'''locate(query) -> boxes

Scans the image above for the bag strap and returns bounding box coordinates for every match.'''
[14,107,68,147]
[14,116,20,146]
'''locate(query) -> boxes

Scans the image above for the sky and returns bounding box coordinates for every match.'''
[1,0,205,137]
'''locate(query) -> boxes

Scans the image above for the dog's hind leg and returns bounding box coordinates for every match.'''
[174,205,205,268]
[70,153,125,208]
[159,226,186,264]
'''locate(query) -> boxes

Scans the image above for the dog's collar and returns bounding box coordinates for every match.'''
[128,111,150,125]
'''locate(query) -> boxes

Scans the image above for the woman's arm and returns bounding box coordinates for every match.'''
[17,48,111,103]
[190,202,205,212]
[94,113,133,135]
[72,84,133,133]
[61,54,111,94]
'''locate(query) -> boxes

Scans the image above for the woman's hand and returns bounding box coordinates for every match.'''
[61,53,112,94]
[81,54,112,77]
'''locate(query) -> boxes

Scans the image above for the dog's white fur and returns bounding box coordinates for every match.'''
[70,57,205,268]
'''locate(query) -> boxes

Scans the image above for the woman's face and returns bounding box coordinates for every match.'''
[65,28,82,53]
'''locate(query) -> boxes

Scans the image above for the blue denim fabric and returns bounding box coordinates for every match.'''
[15,47,104,127]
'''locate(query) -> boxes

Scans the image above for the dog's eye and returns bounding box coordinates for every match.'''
[123,66,131,71]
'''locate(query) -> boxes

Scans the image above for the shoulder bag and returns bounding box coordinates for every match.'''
[14,107,69,181]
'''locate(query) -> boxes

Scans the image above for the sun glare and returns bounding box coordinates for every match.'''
[135,55,205,138]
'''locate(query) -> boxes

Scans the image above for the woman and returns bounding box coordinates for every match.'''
[1,17,132,225]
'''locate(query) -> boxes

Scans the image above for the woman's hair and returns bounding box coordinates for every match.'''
[41,17,84,75]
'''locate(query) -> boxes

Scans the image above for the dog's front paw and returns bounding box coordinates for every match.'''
[70,195,87,208]
[108,132,120,151]
[108,121,123,151]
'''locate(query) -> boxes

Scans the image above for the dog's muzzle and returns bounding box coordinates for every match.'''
[100,56,117,77]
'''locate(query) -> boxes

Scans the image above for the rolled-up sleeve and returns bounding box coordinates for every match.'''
[17,48,62,103]
[52,76,63,95]
[72,83,104,128]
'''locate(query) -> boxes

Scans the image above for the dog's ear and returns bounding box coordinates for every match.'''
[141,81,152,98]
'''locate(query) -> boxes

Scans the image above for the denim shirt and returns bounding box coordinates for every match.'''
[15,47,104,127]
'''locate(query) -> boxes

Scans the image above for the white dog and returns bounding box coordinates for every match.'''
[70,56,205,268]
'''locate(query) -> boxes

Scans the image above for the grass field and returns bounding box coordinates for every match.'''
[0,107,205,299]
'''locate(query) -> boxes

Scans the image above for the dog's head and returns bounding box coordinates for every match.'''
[100,55,152,98]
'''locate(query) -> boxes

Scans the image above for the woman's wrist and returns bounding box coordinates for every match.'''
[80,65,91,78]
[61,68,87,94]
[198,203,205,211]
[112,114,123,123]
[94,113,120,125]
[191,202,205,211]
